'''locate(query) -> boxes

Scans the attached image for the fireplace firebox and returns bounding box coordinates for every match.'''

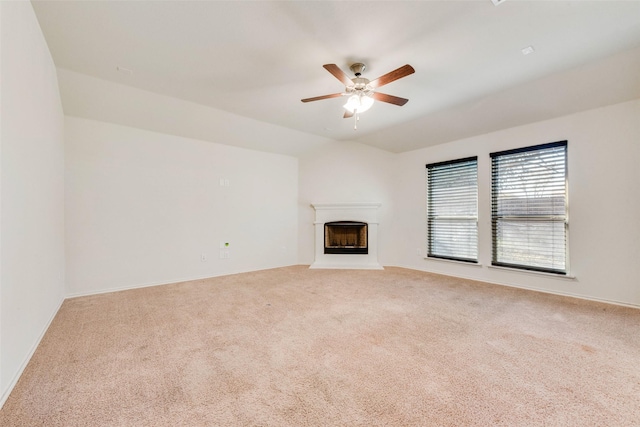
[324,221,368,254]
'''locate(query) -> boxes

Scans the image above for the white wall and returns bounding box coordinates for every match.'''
[65,117,299,296]
[0,0,66,405]
[57,68,332,158]
[392,99,640,307]
[297,142,395,265]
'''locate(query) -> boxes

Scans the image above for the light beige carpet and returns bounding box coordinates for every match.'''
[1,266,639,426]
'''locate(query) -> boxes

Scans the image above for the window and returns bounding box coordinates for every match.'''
[426,157,478,263]
[490,141,568,274]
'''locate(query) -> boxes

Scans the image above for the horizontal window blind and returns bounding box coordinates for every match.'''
[427,157,478,263]
[491,141,568,274]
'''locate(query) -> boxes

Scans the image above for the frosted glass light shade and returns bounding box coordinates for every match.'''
[343,94,374,113]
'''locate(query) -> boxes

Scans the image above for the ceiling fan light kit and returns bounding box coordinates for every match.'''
[302,62,415,130]
[343,94,374,114]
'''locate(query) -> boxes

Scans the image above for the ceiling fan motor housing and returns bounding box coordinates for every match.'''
[346,64,373,96]
[346,77,373,97]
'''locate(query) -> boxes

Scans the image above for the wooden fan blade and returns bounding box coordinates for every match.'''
[343,110,354,119]
[369,64,415,88]
[372,92,409,106]
[323,64,353,87]
[301,93,344,103]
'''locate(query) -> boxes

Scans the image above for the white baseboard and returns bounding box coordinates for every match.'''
[65,273,223,299]
[65,264,301,299]
[389,264,640,310]
[0,297,65,410]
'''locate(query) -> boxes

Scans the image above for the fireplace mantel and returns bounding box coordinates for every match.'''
[310,203,383,270]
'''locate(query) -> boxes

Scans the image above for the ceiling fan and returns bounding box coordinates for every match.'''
[301,62,415,128]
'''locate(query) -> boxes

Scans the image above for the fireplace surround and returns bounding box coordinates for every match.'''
[310,203,382,270]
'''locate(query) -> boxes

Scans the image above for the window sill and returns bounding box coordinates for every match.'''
[424,256,483,267]
[488,265,576,280]
[423,258,577,280]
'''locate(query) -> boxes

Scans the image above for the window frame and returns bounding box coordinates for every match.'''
[426,156,479,264]
[490,141,569,275]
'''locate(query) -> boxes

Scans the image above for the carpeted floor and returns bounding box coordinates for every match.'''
[1,266,639,426]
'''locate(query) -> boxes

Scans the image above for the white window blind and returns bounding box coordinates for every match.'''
[426,157,478,263]
[491,141,568,274]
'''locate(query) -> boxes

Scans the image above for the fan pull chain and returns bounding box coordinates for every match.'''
[353,110,359,130]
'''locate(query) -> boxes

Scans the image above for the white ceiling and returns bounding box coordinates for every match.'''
[32,0,640,154]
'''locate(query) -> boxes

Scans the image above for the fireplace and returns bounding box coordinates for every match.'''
[310,202,382,270]
[324,221,368,254]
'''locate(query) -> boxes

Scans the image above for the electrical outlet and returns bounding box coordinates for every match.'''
[416,248,422,256]
[201,253,207,262]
